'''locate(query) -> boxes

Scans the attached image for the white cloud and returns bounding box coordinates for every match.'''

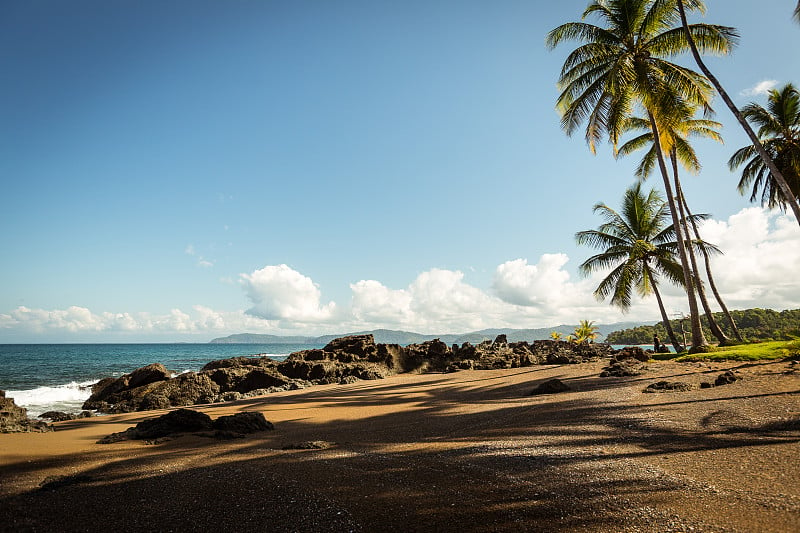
[493,255,574,307]
[350,280,413,325]
[2,207,797,340]
[741,79,778,97]
[240,264,337,323]
[695,207,800,310]
[0,305,272,337]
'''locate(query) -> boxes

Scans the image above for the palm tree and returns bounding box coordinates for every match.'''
[573,320,600,343]
[618,114,742,343]
[729,84,800,211]
[547,0,734,351]
[795,1,800,23]
[576,183,688,351]
[675,0,800,225]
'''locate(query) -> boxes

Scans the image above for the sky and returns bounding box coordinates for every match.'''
[1,0,798,342]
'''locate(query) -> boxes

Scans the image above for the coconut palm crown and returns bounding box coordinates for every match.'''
[545,0,735,153]
[577,183,686,308]
[576,183,707,350]
[728,83,800,211]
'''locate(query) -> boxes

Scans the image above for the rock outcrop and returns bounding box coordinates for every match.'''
[98,409,274,443]
[714,370,741,386]
[0,391,51,433]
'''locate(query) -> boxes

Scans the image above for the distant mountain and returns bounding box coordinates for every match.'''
[209,333,313,344]
[209,322,642,346]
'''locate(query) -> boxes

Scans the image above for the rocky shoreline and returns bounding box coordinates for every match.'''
[80,334,618,414]
[1,334,632,431]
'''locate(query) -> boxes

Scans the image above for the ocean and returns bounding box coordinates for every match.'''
[0,343,322,417]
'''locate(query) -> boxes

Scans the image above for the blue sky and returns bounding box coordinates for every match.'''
[1,0,798,342]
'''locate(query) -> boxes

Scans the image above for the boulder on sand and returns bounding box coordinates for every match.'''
[1,391,52,433]
[529,378,571,395]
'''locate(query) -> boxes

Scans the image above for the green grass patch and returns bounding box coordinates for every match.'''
[675,340,800,362]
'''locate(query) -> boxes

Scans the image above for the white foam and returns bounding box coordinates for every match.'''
[5,380,96,418]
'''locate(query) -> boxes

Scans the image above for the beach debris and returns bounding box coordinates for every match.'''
[643,381,693,393]
[529,378,571,395]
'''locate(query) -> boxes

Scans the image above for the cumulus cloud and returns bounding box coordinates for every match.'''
[741,79,778,97]
[240,264,336,323]
[350,280,413,324]
[695,208,800,310]
[2,207,797,340]
[493,255,574,307]
[0,305,268,336]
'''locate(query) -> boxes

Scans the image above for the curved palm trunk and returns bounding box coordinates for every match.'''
[677,182,745,342]
[651,277,683,352]
[671,154,729,344]
[648,112,709,351]
[677,0,800,227]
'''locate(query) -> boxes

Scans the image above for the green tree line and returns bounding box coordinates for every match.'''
[606,308,800,345]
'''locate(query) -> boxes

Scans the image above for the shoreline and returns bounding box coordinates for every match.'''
[2,358,799,531]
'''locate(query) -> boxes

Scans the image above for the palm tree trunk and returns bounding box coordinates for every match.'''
[648,112,709,352]
[651,278,682,352]
[671,154,729,344]
[677,182,745,342]
[677,0,800,227]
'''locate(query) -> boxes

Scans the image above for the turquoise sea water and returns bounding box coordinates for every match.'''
[0,343,321,416]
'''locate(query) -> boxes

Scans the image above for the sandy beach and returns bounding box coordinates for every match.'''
[1,358,799,532]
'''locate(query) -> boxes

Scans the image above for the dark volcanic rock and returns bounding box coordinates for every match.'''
[643,381,692,393]
[528,340,614,364]
[529,378,571,395]
[1,391,52,433]
[126,363,172,389]
[1,390,30,432]
[99,409,273,443]
[601,359,647,377]
[211,412,274,434]
[201,356,277,371]
[323,335,378,360]
[206,366,289,393]
[98,408,213,443]
[85,371,220,413]
[714,371,741,386]
[613,346,650,362]
[134,408,213,438]
[83,363,176,411]
[39,411,75,422]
